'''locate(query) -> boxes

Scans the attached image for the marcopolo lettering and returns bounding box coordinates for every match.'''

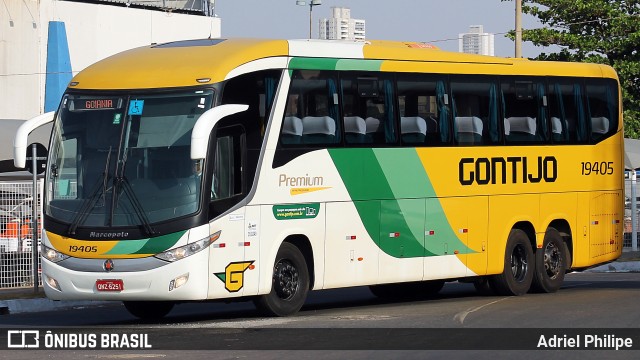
[459,156,558,185]
[89,231,129,239]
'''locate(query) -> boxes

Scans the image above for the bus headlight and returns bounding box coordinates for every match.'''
[154,231,221,262]
[42,245,70,263]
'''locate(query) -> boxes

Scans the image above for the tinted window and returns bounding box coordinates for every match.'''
[397,74,451,146]
[280,70,340,146]
[450,76,501,145]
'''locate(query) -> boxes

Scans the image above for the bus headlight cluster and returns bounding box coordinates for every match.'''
[154,231,221,262]
[42,245,70,263]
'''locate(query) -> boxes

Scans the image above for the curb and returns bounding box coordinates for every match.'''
[0,298,112,315]
[585,261,640,273]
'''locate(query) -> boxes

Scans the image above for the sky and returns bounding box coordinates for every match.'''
[214,0,554,58]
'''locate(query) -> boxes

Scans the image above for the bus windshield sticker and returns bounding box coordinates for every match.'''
[113,114,122,125]
[128,100,144,116]
[272,203,320,220]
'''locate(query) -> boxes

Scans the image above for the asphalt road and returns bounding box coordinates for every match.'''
[1,271,640,359]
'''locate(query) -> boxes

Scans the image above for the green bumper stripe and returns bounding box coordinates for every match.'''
[105,239,149,255]
[103,230,186,255]
[133,230,186,255]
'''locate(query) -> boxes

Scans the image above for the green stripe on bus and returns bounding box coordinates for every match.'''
[336,59,383,71]
[132,230,186,255]
[372,148,473,255]
[289,57,340,71]
[288,58,383,72]
[329,148,435,257]
[104,239,149,255]
[329,148,474,257]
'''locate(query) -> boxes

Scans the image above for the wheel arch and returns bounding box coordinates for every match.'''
[512,221,536,254]
[281,234,316,290]
[547,219,573,269]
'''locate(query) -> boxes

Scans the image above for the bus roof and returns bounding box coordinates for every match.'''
[69,38,617,90]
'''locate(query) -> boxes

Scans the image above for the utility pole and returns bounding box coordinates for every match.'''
[296,0,322,39]
[515,0,523,57]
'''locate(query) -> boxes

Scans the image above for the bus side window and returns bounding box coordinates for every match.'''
[450,76,500,146]
[548,79,588,144]
[501,78,545,144]
[340,74,396,145]
[280,70,340,146]
[210,128,244,202]
[586,79,618,143]
[397,74,449,146]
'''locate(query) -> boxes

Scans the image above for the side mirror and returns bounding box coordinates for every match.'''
[191,104,248,160]
[14,112,55,168]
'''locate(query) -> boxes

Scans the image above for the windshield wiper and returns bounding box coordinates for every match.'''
[113,175,156,236]
[68,147,113,235]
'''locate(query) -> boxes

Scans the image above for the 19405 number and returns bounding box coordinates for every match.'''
[581,161,614,175]
[69,245,98,253]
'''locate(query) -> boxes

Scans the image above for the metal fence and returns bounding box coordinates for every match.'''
[0,180,42,289]
[625,176,640,250]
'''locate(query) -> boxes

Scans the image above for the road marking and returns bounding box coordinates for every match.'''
[453,298,510,325]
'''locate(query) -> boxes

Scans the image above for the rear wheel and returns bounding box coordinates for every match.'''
[531,227,566,293]
[123,301,174,320]
[489,229,534,296]
[253,243,309,317]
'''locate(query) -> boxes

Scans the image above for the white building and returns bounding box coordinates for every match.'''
[458,25,495,56]
[319,7,365,41]
[0,0,221,121]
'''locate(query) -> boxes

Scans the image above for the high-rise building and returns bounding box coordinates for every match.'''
[459,25,495,56]
[319,7,365,41]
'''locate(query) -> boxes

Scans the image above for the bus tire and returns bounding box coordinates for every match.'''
[489,229,534,296]
[531,227,566,293]
[254,242,309,317]
[123,301,174,320]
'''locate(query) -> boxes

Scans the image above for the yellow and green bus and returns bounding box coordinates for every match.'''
[14,38,623,319]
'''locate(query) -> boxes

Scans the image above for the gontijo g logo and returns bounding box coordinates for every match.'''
[215,261,255,292]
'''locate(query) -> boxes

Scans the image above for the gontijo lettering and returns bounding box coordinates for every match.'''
[459,156,557,185]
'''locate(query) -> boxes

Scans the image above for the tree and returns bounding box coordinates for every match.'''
[504,0,640,137]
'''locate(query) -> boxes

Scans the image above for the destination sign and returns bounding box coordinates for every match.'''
[70,98,122,111]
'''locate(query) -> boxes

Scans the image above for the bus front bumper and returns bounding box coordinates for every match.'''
[40,250,209,301]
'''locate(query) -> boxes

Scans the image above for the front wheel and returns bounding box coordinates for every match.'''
[489,229,534,296]
[253,243,309,317]
[123,301,174,320]
[531,227,566,293]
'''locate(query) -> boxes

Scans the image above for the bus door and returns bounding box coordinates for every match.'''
[207,126,253,298]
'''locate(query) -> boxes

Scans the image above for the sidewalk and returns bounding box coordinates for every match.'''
[1,251,639,315]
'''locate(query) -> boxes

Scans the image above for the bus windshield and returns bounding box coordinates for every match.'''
[45,90,214,232]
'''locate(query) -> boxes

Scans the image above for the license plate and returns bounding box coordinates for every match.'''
[96,279,124,292]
